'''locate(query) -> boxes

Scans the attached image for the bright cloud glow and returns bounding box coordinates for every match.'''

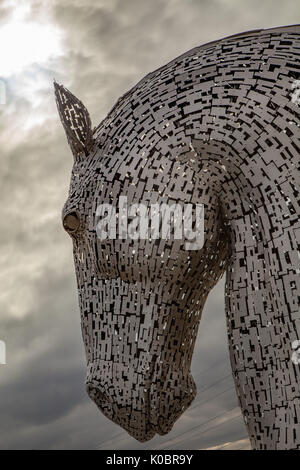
[0,4,63,77]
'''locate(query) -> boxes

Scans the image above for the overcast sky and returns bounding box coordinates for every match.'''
[0,0,299,450]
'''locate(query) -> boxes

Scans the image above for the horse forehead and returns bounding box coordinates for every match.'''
[96,79,182,147]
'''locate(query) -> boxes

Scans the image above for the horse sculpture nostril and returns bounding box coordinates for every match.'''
[86,383,109,405]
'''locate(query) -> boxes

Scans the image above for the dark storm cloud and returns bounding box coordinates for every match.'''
[0,0,298,450]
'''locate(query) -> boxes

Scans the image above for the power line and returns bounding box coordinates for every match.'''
[93,430,126,450]
[157,405,241,450]
[188,384,235,412]
[195,373,232,395]
[165,408,243,450]
[192,358,231,382]
[188,374,232,413]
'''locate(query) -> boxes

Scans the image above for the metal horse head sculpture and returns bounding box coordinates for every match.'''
[55,25,300,449]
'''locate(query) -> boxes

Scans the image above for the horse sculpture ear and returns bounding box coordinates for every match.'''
[54,81,93,159]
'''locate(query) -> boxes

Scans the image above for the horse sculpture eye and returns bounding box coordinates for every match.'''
[63,212,80,233]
